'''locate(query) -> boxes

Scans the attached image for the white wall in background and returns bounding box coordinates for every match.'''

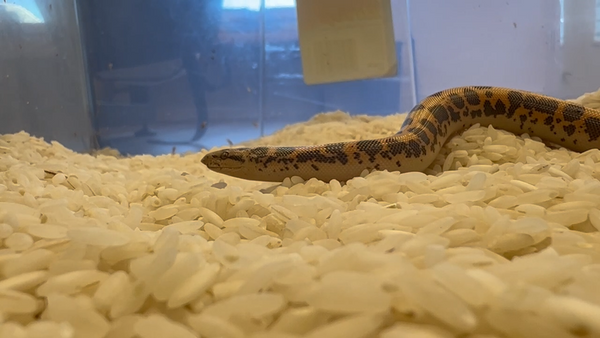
[396,0,565,100]
[561,0,600,99]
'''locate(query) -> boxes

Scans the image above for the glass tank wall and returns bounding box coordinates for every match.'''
[0,0,94,153]
[1,0,599,156]
[75,0,415,155]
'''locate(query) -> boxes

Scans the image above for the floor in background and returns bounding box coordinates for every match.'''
[99,121,289,156]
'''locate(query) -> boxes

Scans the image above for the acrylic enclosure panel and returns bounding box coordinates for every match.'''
[1,0,598,155]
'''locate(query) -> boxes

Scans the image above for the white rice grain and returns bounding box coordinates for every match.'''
[26,321,74,338]
[167,263,220,308]
[188,313,245,338]
[0,323,28,338]
[26,224,68,239]
[0,224,13,239]
[304,313,384,338]
[37,270,108,296]
[4,233,34,251]
[0,271,48,292]
[400,271,477,333]
[134,314,197,338]
[66,228,129,247]
[0,289,39,314]
[380,323,454,338]
[45,294,110,338]
[303,271,390,313]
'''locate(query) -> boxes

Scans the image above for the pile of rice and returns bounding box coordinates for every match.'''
[1,88,600,338]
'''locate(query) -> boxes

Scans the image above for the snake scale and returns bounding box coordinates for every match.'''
[201,86,600,182]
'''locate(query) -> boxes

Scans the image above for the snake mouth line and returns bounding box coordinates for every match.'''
[208,165,243,170]
[200,156,243,170]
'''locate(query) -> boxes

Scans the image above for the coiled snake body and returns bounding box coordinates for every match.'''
[201,86,600,182]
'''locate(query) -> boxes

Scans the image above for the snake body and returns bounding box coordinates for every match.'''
[201,86,600,182]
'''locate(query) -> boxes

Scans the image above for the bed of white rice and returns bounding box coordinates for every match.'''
[1,88,600,338]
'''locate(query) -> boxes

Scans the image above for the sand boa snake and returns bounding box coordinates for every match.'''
[201,86,600,182]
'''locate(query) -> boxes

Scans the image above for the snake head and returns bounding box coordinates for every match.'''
[201,148,249,172]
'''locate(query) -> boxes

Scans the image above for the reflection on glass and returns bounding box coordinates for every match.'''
[223,0,294,10]
[0,1,44,23]
[77,0,414,156]
[595,0,600,41]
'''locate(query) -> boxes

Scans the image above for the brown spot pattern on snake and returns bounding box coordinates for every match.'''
[563,103,585,122]
[585,117,600,141]
[563,124,576,136]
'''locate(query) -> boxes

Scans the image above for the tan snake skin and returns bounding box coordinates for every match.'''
[201,86,600,182]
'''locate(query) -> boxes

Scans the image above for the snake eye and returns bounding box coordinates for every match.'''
[219,151,230,160]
